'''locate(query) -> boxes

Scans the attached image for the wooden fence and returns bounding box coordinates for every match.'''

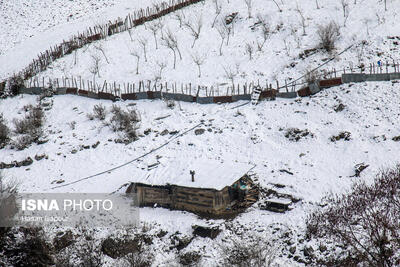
[11,0,204,84]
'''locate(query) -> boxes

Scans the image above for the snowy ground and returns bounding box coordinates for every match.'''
[1,81,399,265]
[1,0,400,265]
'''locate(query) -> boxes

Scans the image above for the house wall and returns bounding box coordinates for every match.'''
[127,183,236,215]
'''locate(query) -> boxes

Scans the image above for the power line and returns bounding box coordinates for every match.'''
[50,122,203,190]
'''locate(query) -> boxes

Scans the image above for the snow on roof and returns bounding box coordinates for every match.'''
[266,198,292,205]
[132,159,254,190]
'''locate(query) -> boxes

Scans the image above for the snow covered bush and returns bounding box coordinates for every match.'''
[306,165,400,266]
[92,104,107,121]
[8,75,24,96]
[0,114,10,148]
[317,21,340,52]
[109,105,141,142]
[12,105,45,150]
[13,105,44,135]
[220,236,277,267]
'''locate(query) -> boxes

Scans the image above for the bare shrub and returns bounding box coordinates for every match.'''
[12,105,45,149]
[109,105,141,142]
[0,227,53,266]
[221,236,277,267]
[317,21,340,52]
[179,251,201,266]
[0,114,10,148]
[8,75,24,96]
[93,104,107,121]
[164,98,176,109]
[0,172,18,229]
[305,69,320,84]
[13,105,44,134]
[123,251,153,267]
[306,165,400,266]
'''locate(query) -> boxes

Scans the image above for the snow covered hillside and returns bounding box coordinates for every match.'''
[1,80,399,265]
[1,0,400,266]
[2,0,399,88]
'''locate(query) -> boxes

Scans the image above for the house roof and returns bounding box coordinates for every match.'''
[131,159,254,190]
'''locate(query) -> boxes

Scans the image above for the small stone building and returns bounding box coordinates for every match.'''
[125,161,258,216]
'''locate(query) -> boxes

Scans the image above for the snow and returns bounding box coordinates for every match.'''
[1,0,400,265]
[130,159,253,190]
[266,198,292,206]
[1,0,398,91]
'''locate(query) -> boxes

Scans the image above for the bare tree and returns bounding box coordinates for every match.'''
[307,165,400,266]
[244,0,253,18]
[191,52,206,77]
[161,29,181,69]
[223,65,238,88]
[184,16,203,48]
[295,3,307,35]
[173,11,185,28]
[127,28,133,41]
[94,44,109,64]
[137,37,148,62]
[340,0,349,18]
[245,43,254,60]
[255,14,270,51]
[130,50,140,74]
[216,22,227,55]
[89,54,101,81]
[148,22,161,49]
[212,0,222,28]
[155,60,167,81]
[271,0,282,12]
[290,25,301,48]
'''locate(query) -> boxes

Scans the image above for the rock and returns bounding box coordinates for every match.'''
[289,246,296,254]
[160,129,169,136]
[70,149,78,154]
[330,131,351,142]
[101,237,140,259]
[179,251,201,266]
[319,244,327,253]
[192,225,221,239]
[351,163,369,177]
[91,141,100,148]
[334,103,346,112]
[53,230,75,252]
[156,230,168,238]
[34,154,47,161]
[170,234,193,251]
[0,162,16,169]
[285,128,314,141]
[303,246,314,257]
[15,157,33,167]
[194,129,205,135]
[392,136,400,142]
[144,128,152,135]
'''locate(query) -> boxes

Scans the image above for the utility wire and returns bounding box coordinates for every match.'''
[51,122,203,189]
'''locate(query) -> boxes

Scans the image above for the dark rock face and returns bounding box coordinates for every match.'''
[192,225,221,239]
[285,128,314,141]
[53,230,74,252]
[101,234,152,259]
[0,227,54,267]
[330,131,351,142]
[0,157,34,169]
[194,128,205,135]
